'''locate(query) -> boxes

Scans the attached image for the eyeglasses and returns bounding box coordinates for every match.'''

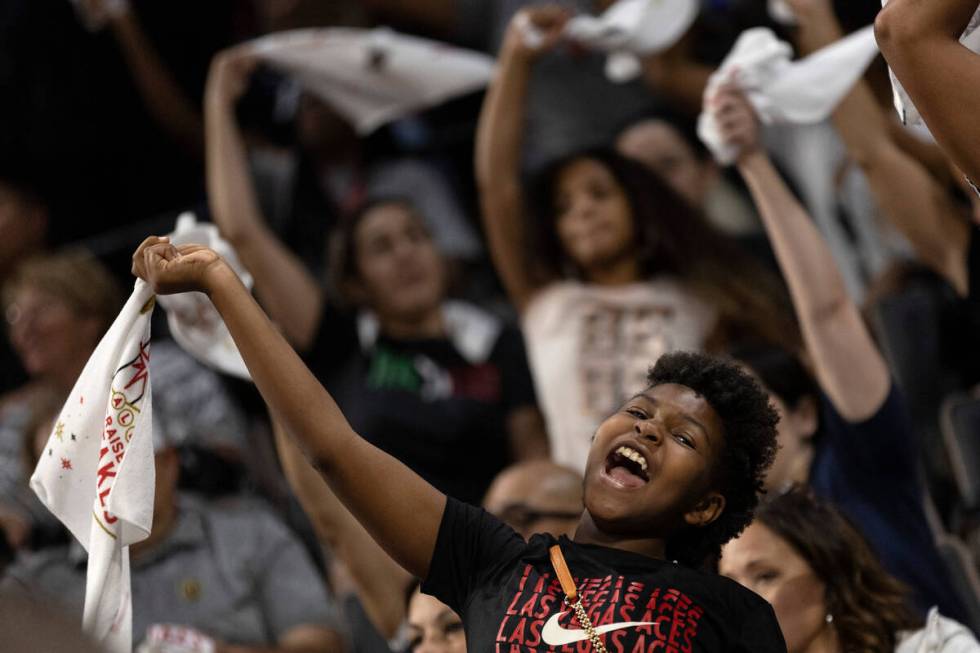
[497,503,582,531]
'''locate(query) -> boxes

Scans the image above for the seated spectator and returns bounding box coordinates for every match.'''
[207,47,548,506]
[0,251,121,550]
[207,46,482,276]
[476,7,797,471]
[482,460,582,540]
[711,86,969,620]
[2,408,343,652]
[721,487,980,653]
[616,114,761,238]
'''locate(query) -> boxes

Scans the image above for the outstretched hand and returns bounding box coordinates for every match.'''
[501,5,572,62]
[131,236,228,296]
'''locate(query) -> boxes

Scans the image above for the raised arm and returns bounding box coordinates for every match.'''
[712,90,891,421]
[273,421,411,638]
[475,7,569,314]
[875,0,980,184]
[75,0,204,157]
[788,0,972,295]
[132,239,446,579]
[205,47,324,350]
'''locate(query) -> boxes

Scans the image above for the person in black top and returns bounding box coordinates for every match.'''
[131,236,788,653]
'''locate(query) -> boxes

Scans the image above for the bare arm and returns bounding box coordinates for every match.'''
[94,5,204,157]
[475,7,569,314]
[132,239,446,579]
[788,0,971,295]
[273,421,411,638]
[205,48,324,350]
[506,406,550,461]
[713,90,891,420]
[875,0,980,183]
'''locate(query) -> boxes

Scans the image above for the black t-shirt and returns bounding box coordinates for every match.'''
[810,385,968,622]
[422,498,787,653]
[305,304,538,505]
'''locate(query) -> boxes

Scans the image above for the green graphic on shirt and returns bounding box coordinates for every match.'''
[366,346,422,392]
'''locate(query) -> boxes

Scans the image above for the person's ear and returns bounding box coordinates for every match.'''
[684,492,725,527]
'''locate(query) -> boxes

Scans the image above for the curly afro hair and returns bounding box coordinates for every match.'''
[647,351,779,567]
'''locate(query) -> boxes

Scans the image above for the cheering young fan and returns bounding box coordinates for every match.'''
[131,236,786,652]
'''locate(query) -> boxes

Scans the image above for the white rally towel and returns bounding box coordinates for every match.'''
[251,27,495,135]
[517,0,699,82]
[697,25,880,165]
[157,213,252,380]
[31,280,157,653]
[564,0,700,82]
[880,1,980,140]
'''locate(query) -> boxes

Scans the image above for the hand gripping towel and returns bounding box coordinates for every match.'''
[697,25,880,164]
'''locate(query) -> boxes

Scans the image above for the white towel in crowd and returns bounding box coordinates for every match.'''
[157,213,252,380]
[251,27,495,135]
[564,0,700,82]
[517,0,699,82]
[31,280,157,653]
[698,25,880,165]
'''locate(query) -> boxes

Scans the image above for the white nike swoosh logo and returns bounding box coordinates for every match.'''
[540,610,664,646]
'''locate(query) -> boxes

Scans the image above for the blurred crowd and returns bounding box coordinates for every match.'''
[1,0,980,651]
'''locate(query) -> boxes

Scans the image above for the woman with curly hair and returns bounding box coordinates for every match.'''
[475,6,798,473]
[721,487,979,653]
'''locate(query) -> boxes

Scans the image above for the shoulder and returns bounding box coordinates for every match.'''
[1,545,79,595]
[193,496,296,552]
[895,608,980,653]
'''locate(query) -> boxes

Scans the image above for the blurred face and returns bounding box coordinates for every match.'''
[483,465,583,539]
[583,384,725,537]
[352,204,446,323]
[720,523,830,653]
[762,392,817,491]
[616,121,712,207]
[553,159,636,274]
[407,590,466,653]
[6,285,100,381]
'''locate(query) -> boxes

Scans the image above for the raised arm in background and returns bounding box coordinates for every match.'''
[205,47,324,350]
[76,0,204,157]
[875,0,980,184]
[273,421,411,638]
[787,0,972,296]
[132,238,446,579]
[475,6,569,313]
[711,89,891,421]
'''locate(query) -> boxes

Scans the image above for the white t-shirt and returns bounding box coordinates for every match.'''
[522,279,716,472]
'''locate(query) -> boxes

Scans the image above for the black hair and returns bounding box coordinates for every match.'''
[616,109,710,162]
[729,343,819,410]
[646,351,779,567]
[525,147,800,353]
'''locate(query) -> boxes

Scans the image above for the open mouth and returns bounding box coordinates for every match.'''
[602,445,650,489]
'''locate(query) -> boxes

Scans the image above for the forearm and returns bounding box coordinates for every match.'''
[205,92,323,348]
[737,152,890,419]
[204,266,445,577]
[877,0,978,41]
[274,423,410,637]
[475,49,537,309]
[109,10,203,156]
